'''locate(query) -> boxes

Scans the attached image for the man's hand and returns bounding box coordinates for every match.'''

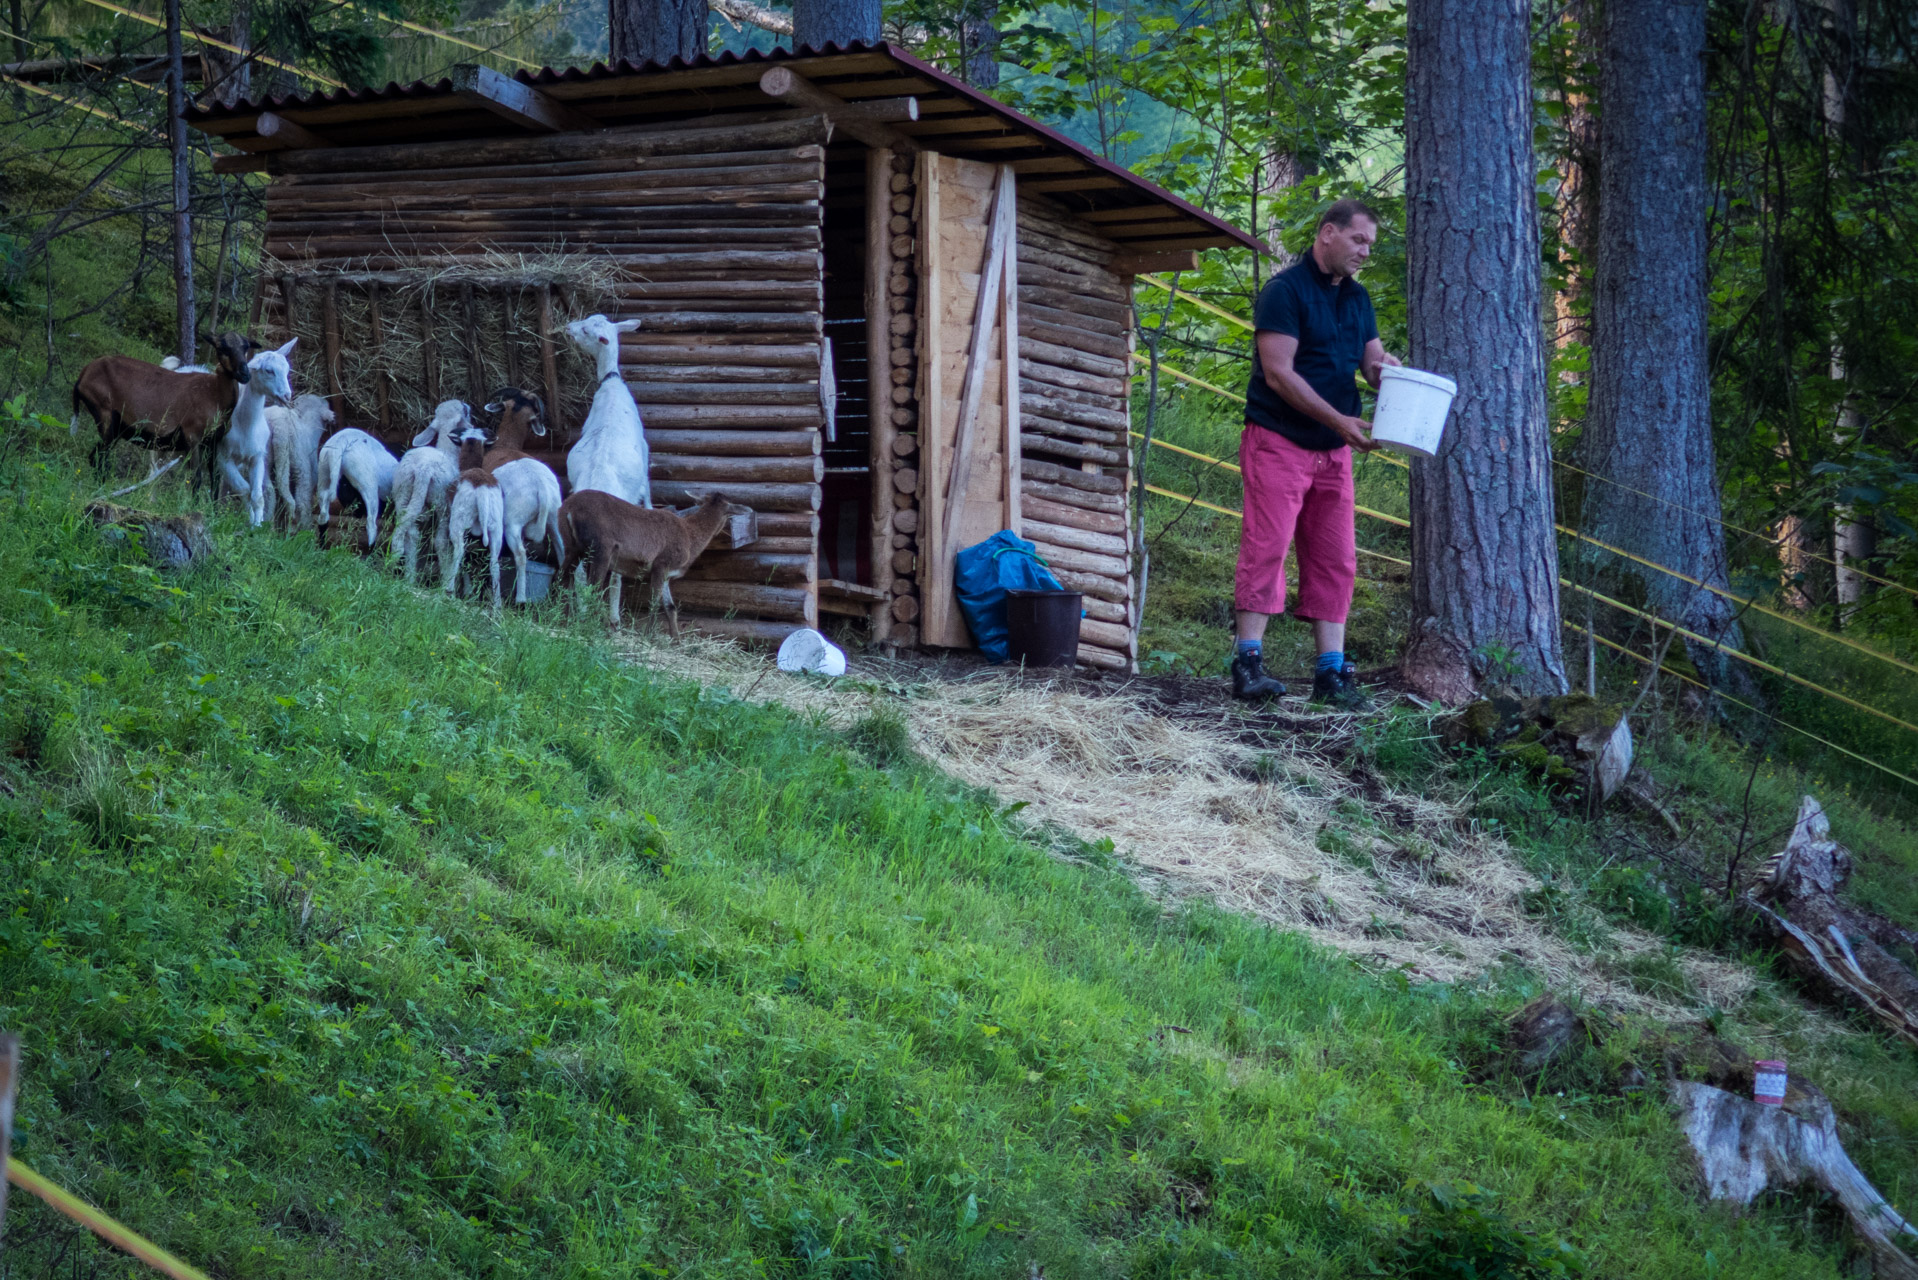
[1333,414,1379,453]
[1361,342,1403,390]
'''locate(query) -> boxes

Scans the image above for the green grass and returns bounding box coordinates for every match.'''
[0,419,1893,1278]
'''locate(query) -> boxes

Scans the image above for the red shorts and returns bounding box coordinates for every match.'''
[1233,425,1357,623]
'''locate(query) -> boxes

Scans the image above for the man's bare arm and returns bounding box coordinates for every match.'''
[1258,331,1377,453]
[1360,338,1402,389]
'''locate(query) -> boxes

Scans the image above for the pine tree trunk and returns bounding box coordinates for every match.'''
[165,0,194,362]
[960,2,1000,88]
[1403,0,1566,699]
[1581,0,1754,693]
[791,0,880,50]
[609,0,707,66]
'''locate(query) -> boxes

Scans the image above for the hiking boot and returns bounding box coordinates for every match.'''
[1311,661,1370,710]
[1230,649,1286,700]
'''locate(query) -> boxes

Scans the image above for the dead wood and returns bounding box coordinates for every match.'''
[85,502,213,571]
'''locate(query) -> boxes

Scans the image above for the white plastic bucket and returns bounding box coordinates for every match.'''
[1370,366,1458,459]
[776,627,847,677]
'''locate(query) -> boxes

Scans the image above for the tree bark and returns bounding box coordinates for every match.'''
[165,0,195,361]
[791,0,879,50]
[609,0,707,66]
[960,0,999,88]
[1404,0,1566,698]
[1581,0,1753,692]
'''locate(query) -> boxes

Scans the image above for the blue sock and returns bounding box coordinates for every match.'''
[1236,639,1262,657]
[1316,650,1345,674]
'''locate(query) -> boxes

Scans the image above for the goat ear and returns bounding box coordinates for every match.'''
[276,337,298,357]
[484,402,502,413]
[614,318,642,333]
[411,425,438,447]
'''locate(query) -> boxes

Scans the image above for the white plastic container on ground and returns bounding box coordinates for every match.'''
[777,628,847,677]
[1370,365,1458,459]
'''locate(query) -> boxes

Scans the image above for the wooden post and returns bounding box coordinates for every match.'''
[418,288,441,408]
[459,282,483,408]
[366,281,391,432]
[1001,185,1022,536]
[502,287,521,392]
[537,284,564,437]
[915,149,942,613]
[276,273,298,345]
[866,147,896,642]
[320,277,343,425]
[939,164,1016,564]
[0,1032,19,1236]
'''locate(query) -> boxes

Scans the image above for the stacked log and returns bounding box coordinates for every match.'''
[254,111,832,639]
[1016,196,1135,671]
[881,150,922,648]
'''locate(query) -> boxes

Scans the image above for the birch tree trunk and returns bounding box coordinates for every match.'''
[1580,0,1754,693]
[1403,0,1566,699]
[792,0,880,50]
[165,0,195,361]
[609,0,707,66]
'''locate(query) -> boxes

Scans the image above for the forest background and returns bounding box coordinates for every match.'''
[0,0,1914,806]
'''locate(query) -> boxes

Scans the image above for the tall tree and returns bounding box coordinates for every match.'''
[165,0,194,362]
[610,0,707,65]
[1579,0,1752,690]
[1401,0,1565,700]
[792,0,880,49]
[960,0,1000,87]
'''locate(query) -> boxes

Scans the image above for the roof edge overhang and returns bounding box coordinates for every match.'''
[188,41,1267,256]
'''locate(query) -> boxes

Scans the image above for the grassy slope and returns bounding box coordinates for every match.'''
[0,426,1880,1279]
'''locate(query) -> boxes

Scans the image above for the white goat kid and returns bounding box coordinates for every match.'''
[217,339,297,528]
[389,399,472,583]
[443,427,505,610]
[492,457,565,605]
[564,314,652,508]
[315,427,398,551]
[267,394,334,533]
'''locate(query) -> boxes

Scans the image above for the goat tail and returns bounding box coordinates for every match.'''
[314,444,342,526]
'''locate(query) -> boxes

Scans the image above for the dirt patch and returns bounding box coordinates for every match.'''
[613,632,1755,1018]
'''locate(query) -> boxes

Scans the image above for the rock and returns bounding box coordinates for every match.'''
[1505,995,1590,1073]
[85,501,213,571]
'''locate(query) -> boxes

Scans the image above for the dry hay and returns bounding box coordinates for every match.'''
[612,632,1758,1020]
[262,252,623,436]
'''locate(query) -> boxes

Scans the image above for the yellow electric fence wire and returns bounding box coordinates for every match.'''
[331,0,543,69]
[6,1162,213,1280]
[1562,619,1918,791]
[1,73,157,129]
[74,0,347,88]
[1137,477,1918,739]
[1126,289,1917,599]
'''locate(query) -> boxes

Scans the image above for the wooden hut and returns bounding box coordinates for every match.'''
[188,43,1264,670]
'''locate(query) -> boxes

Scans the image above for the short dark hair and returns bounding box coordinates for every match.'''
[1318,198,1380,232]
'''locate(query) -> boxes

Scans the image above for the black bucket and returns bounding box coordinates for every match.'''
[1005,589,1084,668]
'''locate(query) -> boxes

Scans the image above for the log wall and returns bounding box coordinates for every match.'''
[255,112,832,640]
[1016,195,1136,672]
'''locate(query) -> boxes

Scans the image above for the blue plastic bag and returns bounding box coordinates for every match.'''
[954,530,1065,662]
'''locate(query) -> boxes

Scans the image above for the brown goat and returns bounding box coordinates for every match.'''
[72,333,257,482]
[482,388,562,484]
[557,489,737,637]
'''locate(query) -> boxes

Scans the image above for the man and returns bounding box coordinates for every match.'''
[1231,198,1400,705]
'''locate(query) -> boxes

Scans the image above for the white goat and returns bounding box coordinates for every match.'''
[389,399,472,584]
[216,338,297,528]
[267,394,334,533]
[160,356,213,374]
[315,427,398,552]
[492,457,565,606]
[443,428,505,610]
[564,314,652,508]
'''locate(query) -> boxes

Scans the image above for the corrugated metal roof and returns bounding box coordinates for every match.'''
[188,42,1263,254]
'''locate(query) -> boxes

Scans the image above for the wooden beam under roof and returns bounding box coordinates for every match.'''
[252,111,334,151]
[758,66,916,151]
[450,63,597,132]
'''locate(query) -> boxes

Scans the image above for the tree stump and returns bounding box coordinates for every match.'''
[85,501,213,571]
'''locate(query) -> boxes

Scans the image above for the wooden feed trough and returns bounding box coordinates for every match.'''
[189,43,1265,670]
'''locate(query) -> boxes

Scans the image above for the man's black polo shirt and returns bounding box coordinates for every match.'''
[1244,251,1379,451]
